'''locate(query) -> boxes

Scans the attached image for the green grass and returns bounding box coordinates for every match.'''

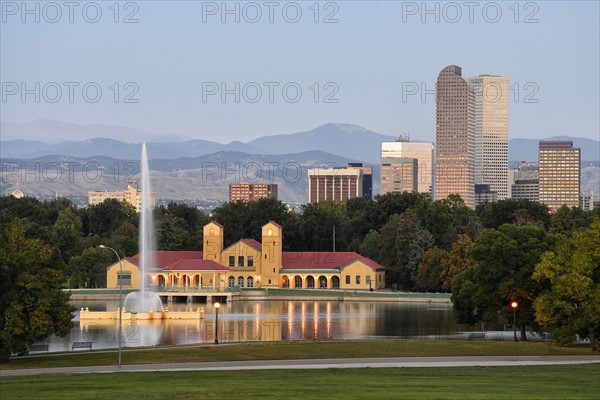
[1,340,594,370]
[1,365,599,399]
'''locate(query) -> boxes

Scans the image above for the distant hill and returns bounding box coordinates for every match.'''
[0,150,378,204]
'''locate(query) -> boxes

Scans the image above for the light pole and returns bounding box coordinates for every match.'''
[100,245,123,371]
[511,301,518,342]
[214,302,220,345]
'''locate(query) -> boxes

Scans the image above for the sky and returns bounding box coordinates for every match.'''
[1,0,599,143]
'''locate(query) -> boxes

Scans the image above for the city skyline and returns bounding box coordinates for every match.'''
[2,2,599,143]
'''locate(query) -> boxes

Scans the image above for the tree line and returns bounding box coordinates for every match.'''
[1,193,598,359]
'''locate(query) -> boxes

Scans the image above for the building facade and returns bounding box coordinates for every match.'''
[229,183,278,202]
[88,185,156,212]
[106,221,386,290]
[347,163,373,200]
[538,140,581,211]
[381,141,434,194]
[465,75,509,202]
[381,157,419,194]
[308,167,363,203]
[435,65,476,208]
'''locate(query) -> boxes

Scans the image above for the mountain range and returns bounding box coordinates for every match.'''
[2,119,599,163]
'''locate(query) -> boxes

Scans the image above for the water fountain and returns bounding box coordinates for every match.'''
[83,143,203,322]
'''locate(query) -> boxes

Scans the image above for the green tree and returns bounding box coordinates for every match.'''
[358,229,381,261]
[451,224,556,339]
[476,199,551,230]
[67,247,113,288]
[533,219,600,350]
[81,198,137,237]
[417,247,448,291]
[51,207,83,264]
[392,210,434,290]
[550,205,575,236]
[299,201,349,251]
[0,219,74,361]
[441,234,475,291]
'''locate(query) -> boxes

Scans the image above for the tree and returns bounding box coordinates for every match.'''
[451,224,556,339]
[358,229,381,261]
[533,219,600,350]
[0,219,74,361]
[441,234,475,291]
[476,199,550,230]
[550,205,575,236]
[417,247,448,291]
[66,247,113,288]
[299,201,349,251]
[81,199,137,237]
[392,210,434,290]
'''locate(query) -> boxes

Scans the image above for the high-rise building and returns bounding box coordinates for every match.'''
[308,167,363,203]
[347,163,373,200]
[538,141,581,211]
[229,183,278,202]
[381,141,434,194]
[465,75,509,202]
[88,184,156,212]
[510,162,539,201]
[381,157,419,193]
[435,65,475,208]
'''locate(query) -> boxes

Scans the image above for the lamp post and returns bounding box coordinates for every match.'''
[511,301,518,342]
[100,245,123,371]
[214,302,220,345]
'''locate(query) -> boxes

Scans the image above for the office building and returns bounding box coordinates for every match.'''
[538,141,580,211]
[381,141,434,194]
[347,163,373,200]
[308,167,363,203]
[88,184,155,212]
[229,183,278,202]
[465,75,509,202]
[381,157,419,194]
[435,65,476,208]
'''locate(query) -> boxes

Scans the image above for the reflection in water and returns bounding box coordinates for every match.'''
[40,300,456,352]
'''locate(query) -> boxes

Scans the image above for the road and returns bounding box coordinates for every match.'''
[1,356,598,376]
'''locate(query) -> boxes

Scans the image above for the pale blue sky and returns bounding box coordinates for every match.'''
[1,0,599,143]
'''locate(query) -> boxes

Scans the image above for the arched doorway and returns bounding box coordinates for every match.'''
[319,276,328,288]
[331,276,340,288]
[294,276,302,288]
[182,275,190,287]
[192,275,200,287]
[281,275,290,288]
[238,276,244,288]
[228,276,235,287]
[306,276,315,288]
[247,276,254,288]
[157,275,165,287]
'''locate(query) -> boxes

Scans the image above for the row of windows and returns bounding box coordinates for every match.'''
[229,255,254,267]
[228,276,254,288]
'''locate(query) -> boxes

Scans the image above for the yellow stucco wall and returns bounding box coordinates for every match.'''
[340,261,385,290]
[106,260,140,289]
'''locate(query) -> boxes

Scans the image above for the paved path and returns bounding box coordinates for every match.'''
[2,356,598,376]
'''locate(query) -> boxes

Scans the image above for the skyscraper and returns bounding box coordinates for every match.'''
[381,141,434,194]
[538,140,581,211]
[229,183,278,202]
[381,157,418,194]
[435,65,475,208]
[465,75,509,202]
[347,163,373,200]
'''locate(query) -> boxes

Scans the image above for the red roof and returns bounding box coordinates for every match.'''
[241,238,263,251]
[163,259,228,271]
[126,251,203,268]
[281,252,385,271]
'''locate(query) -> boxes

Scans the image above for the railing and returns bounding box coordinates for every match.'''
[263,289,452,299]
[152,285,241,293]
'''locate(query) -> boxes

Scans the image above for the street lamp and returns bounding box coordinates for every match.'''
[214,302,220,345]
[100,245,123,371]
[511,301,518,342]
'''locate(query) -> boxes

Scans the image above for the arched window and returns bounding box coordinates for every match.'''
[294,276,302,288]
[307,276,315,288]
[331,276,340,288]
[228,276,235,287]
[247,276,254,288]
[238,276,244,288]
[319,276,327,288]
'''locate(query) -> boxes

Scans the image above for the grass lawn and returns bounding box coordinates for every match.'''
[0,339,595,370]
[1,364,599,400]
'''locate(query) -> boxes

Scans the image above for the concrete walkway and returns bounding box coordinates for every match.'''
[2,356,598,376]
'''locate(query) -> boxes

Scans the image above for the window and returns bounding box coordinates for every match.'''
[238,276,244,287]
[228,276,235,287]
[118,274,131,286]
[229,256,235,267]
[356,275,361,284]
[345,275,350,284]
[248,256,253,267]
[238,256,244,267]
[268,279,271,285]
[366,276,371,284]
[247,276,254,288]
